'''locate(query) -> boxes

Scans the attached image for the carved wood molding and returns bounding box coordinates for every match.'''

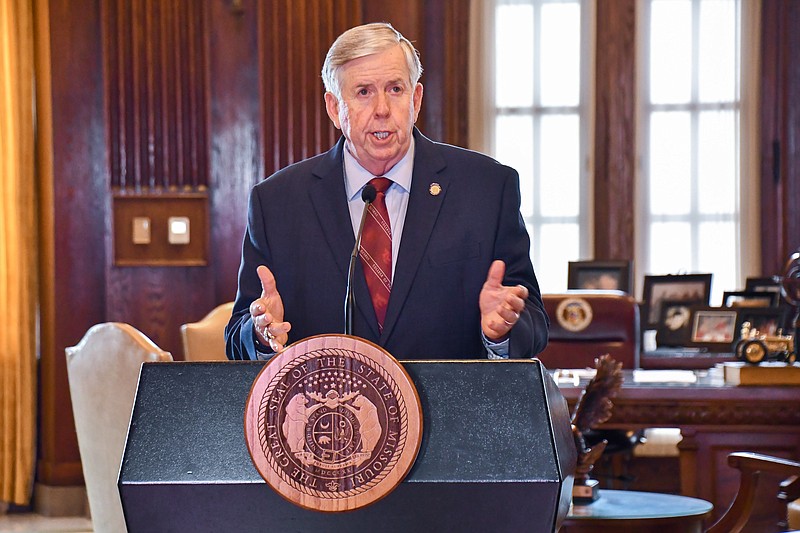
[607,400,800,427]
[102,0,209,191]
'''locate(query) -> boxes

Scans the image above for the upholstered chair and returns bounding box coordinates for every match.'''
[66,323,172,533]
[537,290,640,370]
[180,302,233,361]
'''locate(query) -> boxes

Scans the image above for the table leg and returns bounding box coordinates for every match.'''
[678,428,699,497]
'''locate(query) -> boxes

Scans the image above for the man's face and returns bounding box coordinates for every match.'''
[325,45,423,177]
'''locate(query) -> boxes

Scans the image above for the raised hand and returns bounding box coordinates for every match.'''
[250,265,291,352]
[479,260,528,342]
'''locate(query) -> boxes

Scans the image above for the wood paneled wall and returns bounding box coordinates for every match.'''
[259,0,352,172]
[38,0,799,491]
[759,0,800,274]
[103,0,209,191]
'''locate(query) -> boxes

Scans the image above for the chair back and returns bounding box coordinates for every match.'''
[180,302,233,361]
[537,290,640,369]
[66,323,172,533]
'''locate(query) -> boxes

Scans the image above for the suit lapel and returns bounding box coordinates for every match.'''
[309,138,380,337]
[382,131,448,343]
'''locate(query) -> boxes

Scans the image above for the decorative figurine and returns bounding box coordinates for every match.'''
[734,321,796,365]
[570,354,623,503]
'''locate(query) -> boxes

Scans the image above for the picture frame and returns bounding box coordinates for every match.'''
[744,276,782,294]
[734,307,787,337]
[655,300,694,347]
[688,307,738,352]
[641,273,713,329]
[567,260,633,294]
[722,290,779,308]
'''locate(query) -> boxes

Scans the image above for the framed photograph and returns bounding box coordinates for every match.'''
[655,300,694,347]
[567,260,633,294]
[722,290,779,308]
[735,307,787,336]
[688,307,738,352]
[744,276,782,294]
[642,273,713,329]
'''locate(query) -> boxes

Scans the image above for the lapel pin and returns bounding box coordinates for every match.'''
[429,182,442,196]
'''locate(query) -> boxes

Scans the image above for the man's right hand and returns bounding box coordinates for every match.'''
[250,265,291,352]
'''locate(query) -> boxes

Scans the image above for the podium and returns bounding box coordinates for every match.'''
[119,360,575,532]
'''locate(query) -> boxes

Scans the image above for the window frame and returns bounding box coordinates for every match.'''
[474,0,595,293]
[634,0,756,301]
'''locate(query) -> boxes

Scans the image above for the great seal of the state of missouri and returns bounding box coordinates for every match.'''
[244,334,423,512]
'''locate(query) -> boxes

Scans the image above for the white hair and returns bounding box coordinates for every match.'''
[321,22,423,98]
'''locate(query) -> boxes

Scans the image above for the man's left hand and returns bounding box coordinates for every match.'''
[479,260,529,342]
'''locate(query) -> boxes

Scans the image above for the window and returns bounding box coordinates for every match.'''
[476,0,592,292]
[637,0,750,304]
[474,0,754,299]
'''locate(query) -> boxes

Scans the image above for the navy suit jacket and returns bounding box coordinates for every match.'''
[225,130,549,360]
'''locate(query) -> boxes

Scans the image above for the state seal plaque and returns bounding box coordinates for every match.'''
[244,334,423,512]
[556,297,593,333]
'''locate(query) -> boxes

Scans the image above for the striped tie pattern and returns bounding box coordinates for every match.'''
[360,177,393,331]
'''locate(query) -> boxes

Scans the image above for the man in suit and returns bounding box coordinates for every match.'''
[225,22,549,361]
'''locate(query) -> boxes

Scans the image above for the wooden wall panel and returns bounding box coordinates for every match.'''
[40,0,107,487]
[102,0,214,358]
[787,3,800,262]
[593,0,636,262]
[102,0,209,191]
[206,0,262,305]
[420,0,470,147]
[259,0,359,175]
[759,0,800,275]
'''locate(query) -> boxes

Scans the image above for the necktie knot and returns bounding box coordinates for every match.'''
[369,177,392,195]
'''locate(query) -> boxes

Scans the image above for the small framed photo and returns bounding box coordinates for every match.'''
[744,276,782,294]
[642,273,713,329]
[655,300,694,347]
[567,260,633,294]
[722,290,779,308]
[688,307,738,352]
[735,307,787,336]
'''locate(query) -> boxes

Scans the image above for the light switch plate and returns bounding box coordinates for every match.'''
[132,216,151,244]
[168,216,191,244]
[113,193,208,266]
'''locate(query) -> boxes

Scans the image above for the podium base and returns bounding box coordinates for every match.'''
[572,479,600,504]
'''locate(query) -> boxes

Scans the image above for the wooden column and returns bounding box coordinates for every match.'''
[593,0,637,262]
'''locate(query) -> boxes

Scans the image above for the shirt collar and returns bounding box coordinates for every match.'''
[343,137,415,201]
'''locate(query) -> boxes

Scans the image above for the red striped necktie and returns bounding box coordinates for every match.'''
[360,177,393,331]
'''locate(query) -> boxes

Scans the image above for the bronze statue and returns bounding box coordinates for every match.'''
[570,354,624,499]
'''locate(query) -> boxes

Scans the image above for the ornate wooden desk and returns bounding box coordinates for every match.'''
[562,489,713,532]
[557,370,800,529]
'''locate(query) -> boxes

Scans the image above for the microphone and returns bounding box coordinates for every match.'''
[344,184,377,335]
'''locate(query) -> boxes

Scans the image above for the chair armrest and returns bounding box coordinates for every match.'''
[707,452,800,533]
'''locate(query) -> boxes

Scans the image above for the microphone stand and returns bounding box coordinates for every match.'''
[345,184,376,335]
